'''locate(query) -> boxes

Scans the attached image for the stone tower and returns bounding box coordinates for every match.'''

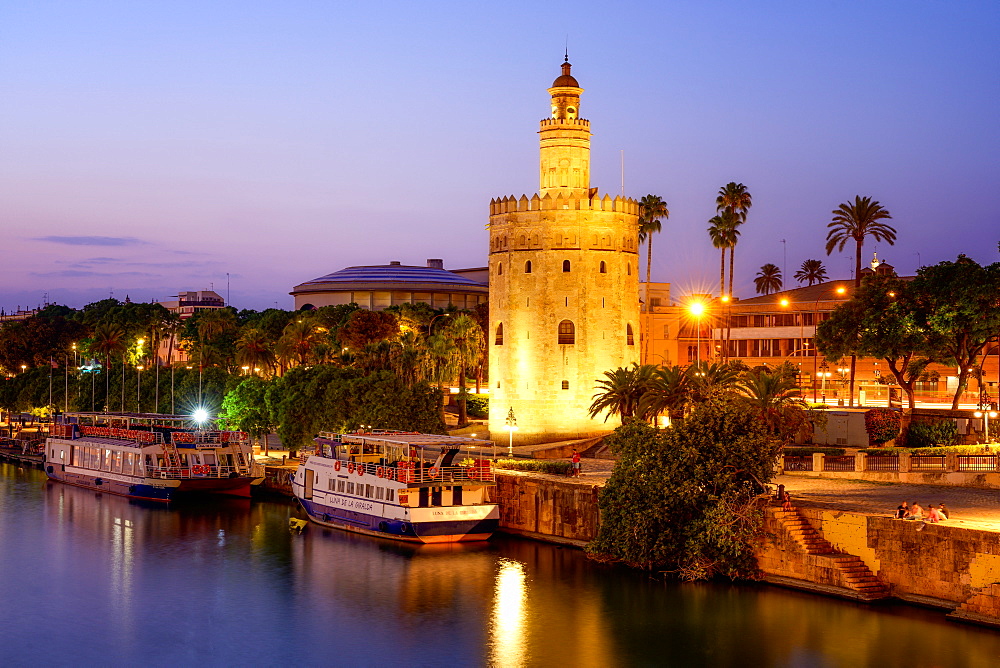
[488,58,641,445]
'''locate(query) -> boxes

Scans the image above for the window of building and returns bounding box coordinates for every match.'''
[662,324,669,338]
[558,320,575,344]
[525,260,532,273]
[562,260,571,272]
[497,263,503,275]
[626,324,635,346]
[561,380,569,390]
[627,264,631,276]
[599,261,606,273]
[495,323,504,345]
[687,345,697,362]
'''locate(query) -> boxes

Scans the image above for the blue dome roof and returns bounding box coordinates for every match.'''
[294,263,487,290]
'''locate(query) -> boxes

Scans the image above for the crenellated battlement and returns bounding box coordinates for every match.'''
[538,118,590,129]
[489,192,639,216]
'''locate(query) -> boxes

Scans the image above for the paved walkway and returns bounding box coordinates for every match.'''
[776,474,1000,532]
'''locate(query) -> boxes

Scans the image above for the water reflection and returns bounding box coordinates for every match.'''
[1,464,999,667]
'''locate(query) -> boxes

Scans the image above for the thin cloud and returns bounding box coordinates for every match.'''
[30,270,160,279]
[33,236,148,247]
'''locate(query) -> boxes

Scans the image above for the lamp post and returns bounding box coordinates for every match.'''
[688,301,705,369]
[819,360,831,403]
[503,406,518,457]
[781,285,846,403]
[974,410,998,443]
[136,365,144,413]
[429,312,451,336]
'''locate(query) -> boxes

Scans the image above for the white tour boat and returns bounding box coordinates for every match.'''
[44,412,264,501]
[291,431,499,543]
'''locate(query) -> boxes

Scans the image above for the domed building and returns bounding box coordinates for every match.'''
[290,259,488,311]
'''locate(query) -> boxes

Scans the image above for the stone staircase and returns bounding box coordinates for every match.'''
[773,507,890,600]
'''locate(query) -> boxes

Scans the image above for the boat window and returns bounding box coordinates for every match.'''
[387,489,394,502]
[366,484,373,499]
[329,479,336,491]
[453,486,463,505]
[376,487,384,500]
[347,482,355,495]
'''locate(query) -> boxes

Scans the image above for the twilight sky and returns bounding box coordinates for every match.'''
[2,1,998,312]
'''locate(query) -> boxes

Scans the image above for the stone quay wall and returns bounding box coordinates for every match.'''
[491,471,600,546]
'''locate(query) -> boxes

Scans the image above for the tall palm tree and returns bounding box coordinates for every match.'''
[715,182,752,299]
[637,365,690,424]
[825,196,895,288]
[236,327,277,375]
[707,209,740,299]
[89,323,126,410]
[794,259,828,286]
[276,319,321,367]
[736,364,804,439]
[440,314,485,426]
[754,264,783,295]
[638,194,669,364]
[688,361,742,403]
[825,195,895,406]
[589,363,657,422]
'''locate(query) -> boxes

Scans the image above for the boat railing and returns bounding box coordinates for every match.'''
[78,425,164,444]
[348,460,494,484]
[170,431,248,446]
[146,464,257,479]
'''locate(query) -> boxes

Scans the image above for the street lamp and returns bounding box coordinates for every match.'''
[688,301,705,369]
[429,312,451,335]
[136,365,144,413]
[819,360,831,403]
[503,406,518,457]
[974,410,998,443]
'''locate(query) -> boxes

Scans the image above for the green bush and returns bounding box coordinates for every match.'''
[493,458,573,475]
[465,394,488,419]
[782,447,846,456]
[905,420,958,448]
[864,408,901,444]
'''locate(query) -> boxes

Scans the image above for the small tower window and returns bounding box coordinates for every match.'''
[627,263,632,276]
[525,260,532,274]
[599,261,607,274]
[561,380,569,390]
[627,324,635,346]
[495,323,504,345]
[562,260,571,272]
[558,320,575,345]
[497,263,503,275]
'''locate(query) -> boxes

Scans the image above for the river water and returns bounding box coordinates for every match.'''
[1,462,998,667]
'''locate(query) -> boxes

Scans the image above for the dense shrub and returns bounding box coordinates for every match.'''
[465,394,488,419]
[492,458,572,475]
[864,408,901,444]
[905,420,958,448]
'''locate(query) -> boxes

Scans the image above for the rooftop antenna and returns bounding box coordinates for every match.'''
[620,150,625,197]
[780,239,786,285]
[565,36,568,62]
[226,272,230,306]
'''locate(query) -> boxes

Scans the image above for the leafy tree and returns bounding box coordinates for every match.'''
[816,274,930,422]
[908,255,1000,409]
[794,259,828,286]
[753,263,783,295]
[589,363,657,421]
[220,377,276,449]
[587,399,779,578]
[439,314,485,426]
[639,194,669,361]
[338,309,399,351]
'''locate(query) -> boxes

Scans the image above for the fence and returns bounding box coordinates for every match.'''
[781,453,1000,475]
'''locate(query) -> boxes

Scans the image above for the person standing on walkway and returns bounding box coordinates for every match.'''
[571,449,581,477]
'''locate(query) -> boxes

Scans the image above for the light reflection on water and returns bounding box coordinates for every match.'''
[1,463,999,667]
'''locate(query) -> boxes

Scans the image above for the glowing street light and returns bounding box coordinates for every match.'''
[193,408,209,426]
[503,407,518,457]
[688,301,705,368]
[974,410,998,443]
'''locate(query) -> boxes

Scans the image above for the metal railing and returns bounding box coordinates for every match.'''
[824,456,855,472]
[958,455,998,472]
[335,460,495,484]
[866,455,899,472]
[146,464,256,479]
[911,456,946,470]
[782,456,813,472]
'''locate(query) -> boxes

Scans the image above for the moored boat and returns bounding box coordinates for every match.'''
[43,412,265,501]
[291,431,499,543]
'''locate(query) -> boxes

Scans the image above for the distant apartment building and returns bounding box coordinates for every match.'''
[155,290,225,364]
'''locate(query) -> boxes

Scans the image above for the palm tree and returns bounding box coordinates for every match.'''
[825,196,895,288]
[825,195,895,406]
[637,365,690,424]
[754,264,783,295]
[589,363,657,422]
[89,323,126,410]
[688,361,742,403]
[707,209,740,299]
[276,319,321,367]
[638,194,669,363]
[736,364,805,440]
[440,314,485,426]
[794,259,828,286]
[715,183,752,299]
[236,327,277,375]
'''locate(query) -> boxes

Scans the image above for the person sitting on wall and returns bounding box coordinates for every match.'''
[907,502,924,521]
[938,503,950,520]
[894,501,909,519]
[926,504,943,523]
[781,490,792,512]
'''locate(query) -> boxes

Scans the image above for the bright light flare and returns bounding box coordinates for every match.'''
[688,301,705,317]
[193,408,209,424]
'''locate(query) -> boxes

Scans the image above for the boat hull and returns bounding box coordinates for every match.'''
[45,467,256,502]
[298,497,498,544]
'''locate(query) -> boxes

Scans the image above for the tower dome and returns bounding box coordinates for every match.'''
[551,58,579,87]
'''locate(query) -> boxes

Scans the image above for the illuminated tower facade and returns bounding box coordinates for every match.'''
[488,58,641,444]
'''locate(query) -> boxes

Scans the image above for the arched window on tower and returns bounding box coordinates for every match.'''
[562,260,571,273]
[525,260,532,274]
[558,320,575,345]
[627,263,632,276]
[495,323,504,345]
[627,324,635,346]
[497,262,503,276]
[599,261,607,274]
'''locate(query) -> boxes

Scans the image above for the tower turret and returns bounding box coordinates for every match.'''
[539,57,591,196]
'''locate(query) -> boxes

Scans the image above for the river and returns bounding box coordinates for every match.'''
[1,462,998,667]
